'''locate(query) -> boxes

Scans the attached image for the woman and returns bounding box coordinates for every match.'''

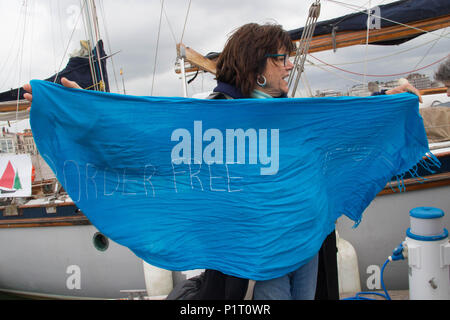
[196,22,422,300]
[210,23,294,100]
[206,22,325,300]
[24,22,421,301]
[22,22,338,301]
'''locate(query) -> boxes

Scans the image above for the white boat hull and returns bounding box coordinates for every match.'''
[0,224,146,299]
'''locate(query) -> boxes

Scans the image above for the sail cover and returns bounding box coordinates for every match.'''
[29,80,436,280]
[0,40,109,103]
[288,0,450,45]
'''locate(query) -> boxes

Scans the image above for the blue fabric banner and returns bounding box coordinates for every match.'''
[29,80,433,280]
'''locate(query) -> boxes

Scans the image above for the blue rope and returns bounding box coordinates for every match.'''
[342,259,392,300]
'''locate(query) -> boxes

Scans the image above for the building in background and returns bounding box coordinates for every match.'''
[348,84,371,97]
[0,127,16,154]
[406,73,432,90]
[16,129,37,155]
[315,89,342,97]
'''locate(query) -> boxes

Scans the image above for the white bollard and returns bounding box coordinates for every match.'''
[336,230,362,295]
[142,261,173,298]
[405,207,450,300]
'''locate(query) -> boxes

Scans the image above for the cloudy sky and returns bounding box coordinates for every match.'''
[0,0,448,100]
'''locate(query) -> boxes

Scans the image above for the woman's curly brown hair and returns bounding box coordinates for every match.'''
[215,23,294,97]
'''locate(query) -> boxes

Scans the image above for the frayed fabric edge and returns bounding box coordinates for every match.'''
[388,151,441,194]
[351,152,441,229]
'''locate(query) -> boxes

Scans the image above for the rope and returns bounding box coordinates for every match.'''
[310,31,450,67]
[89,0,106,92]
[98,0,120,93]
[413,27,447,70]
[56,1,65,64]
[53,0,86,84]
[305,59,365,85]
[81,0,98,91]
[180,0,192,44]
[308,53,450,77]
[341,259,392,300]
[363,0,371,85]
[48,0,58,75]
[83,80,105,90]
[16,0,29,126]
[151,0,164,96]
[289,0,321,97]
[163,5,178,44]
[27,0,37,84]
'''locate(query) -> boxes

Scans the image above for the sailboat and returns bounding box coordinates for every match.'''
[0,4,146,299]
[0,0,448,300]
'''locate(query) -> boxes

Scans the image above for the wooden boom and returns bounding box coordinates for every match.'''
[0,100,30,112]
[304,15,450,53]
[176,15,450,75]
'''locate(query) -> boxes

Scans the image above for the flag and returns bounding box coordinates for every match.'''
[0,155,32,197]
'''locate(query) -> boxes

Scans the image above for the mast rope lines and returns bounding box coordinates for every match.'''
[53,0,86,85]
[98,0,120,93]
[288,0,321,97]
[309,52,450,78]
[15,0,29,125]
[151,0,165,96]
[81,0,106,92]
[308,29,449,68]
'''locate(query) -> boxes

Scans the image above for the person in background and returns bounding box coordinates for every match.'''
[370,79,423,103]
[434,57,450,96]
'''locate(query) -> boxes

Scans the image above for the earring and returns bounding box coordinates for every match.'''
[257,75,267,87]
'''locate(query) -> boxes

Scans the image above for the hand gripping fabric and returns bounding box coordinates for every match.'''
[29,80,437,280]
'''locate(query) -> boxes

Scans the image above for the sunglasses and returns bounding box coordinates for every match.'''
[265,53,288,66]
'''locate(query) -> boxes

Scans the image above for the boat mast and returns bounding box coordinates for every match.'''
[177,45,189,98]
[82,0,106,92]
[120,68,127,94]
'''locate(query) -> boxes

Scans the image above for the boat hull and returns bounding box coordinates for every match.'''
[0,223,146,299]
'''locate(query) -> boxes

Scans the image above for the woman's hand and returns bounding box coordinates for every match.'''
[23,77,81,103]
[385,79,423,103]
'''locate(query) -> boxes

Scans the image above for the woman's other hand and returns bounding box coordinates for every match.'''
[23,77,82,103]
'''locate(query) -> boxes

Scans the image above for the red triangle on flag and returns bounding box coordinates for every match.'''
[0,161,15,190]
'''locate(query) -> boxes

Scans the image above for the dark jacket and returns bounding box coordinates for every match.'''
[371,89,388,96]
[208,81,247,99]
[209,81,288,99]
